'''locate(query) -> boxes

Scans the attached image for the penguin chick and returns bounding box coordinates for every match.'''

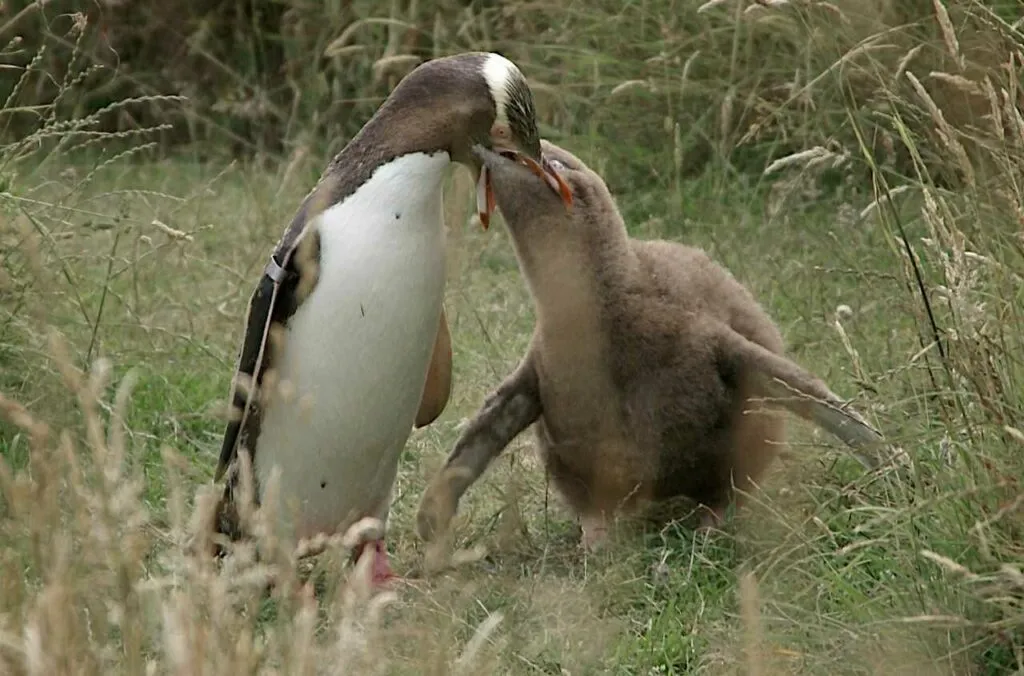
[417,140,884,549]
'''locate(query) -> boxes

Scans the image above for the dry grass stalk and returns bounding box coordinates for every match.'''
[697,0,730,13]
[931,0,965,71]
[762,146,848,176]
[905,71,975,187]
[739,571,766,676]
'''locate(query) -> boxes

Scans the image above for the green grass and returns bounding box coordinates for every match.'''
[2,1,1023,673]
[2,145,1020,673]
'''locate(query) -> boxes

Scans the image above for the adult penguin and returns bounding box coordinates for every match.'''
[212,52,572,586]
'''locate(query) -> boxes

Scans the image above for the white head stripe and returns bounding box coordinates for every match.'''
[481,53,519,125]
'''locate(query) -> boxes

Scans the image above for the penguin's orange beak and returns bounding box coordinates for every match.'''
[475,162,497,231]
[475,150,573,231]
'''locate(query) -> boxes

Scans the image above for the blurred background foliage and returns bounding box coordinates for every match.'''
[2,0,1020,194]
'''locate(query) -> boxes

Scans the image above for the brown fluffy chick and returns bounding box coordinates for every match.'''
[417,140,884,549]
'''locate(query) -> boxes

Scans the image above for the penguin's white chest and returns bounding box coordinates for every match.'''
[254,151,451,542]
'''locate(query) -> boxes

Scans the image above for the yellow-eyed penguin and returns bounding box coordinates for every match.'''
[211,52,572,586]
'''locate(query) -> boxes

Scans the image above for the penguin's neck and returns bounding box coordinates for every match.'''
[317,150,453,261]
[345,151,452,220]
[313,103,455,216]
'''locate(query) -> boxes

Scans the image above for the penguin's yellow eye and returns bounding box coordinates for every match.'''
[491,123,511,142]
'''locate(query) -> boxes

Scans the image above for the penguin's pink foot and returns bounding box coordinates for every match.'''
[352,539,398,588]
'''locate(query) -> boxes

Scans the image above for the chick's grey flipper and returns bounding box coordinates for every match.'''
[710,320,884,468]
[416,352,542,542]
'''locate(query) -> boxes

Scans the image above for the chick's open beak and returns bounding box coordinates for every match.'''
[475,144,574,231]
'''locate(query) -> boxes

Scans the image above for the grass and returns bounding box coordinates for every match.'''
[2,1,1024,674]
[2,150,1019,674]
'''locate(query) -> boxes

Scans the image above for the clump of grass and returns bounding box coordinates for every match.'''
[0,12,184,411]
[0,332,515,673]
[704,3,1024,671]
[2,2,1024,675]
